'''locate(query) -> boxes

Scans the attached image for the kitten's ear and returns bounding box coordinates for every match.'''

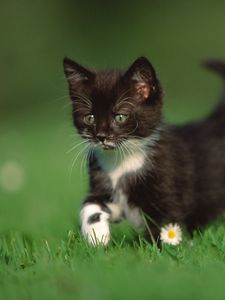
[123,57,158,102]
[63,57,95,85]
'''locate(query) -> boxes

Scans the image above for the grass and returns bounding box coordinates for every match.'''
[2,225,225,300]
[1,104,225,300]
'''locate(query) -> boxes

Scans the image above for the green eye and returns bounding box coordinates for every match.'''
[84,114,95,125]
[114,114,128,124]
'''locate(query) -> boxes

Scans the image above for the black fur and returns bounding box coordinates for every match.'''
[88,213,101,224]
[64,57,225,241]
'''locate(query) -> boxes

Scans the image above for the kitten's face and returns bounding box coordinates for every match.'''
[63,57,163,150]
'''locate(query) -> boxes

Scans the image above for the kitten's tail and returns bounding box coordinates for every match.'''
[204,59,225,79]
[204,59,225,122]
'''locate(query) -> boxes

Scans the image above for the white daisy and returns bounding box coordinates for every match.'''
[160,223,182,245]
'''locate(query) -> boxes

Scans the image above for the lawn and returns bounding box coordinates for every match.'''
[1,102,225,300]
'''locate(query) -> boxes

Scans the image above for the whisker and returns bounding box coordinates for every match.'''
[119,143,126,166]
[67,139,89,154]
[114,146,119,168]
[69,143,90,178]
[125,139,147,158]
[73,93,92,103]
[72,99,91,108]
[71,93,92,108]
[80,144,91,176]
[90,145,95,163]
[119,100,136,108]
[116,97,135,109]
[126,121,139,136]
[54,95,70,103]
[116,89,130,103]
[62,102,73,110]
[73,108,91,114]
[122,141,135,160]
[116,145,122,170]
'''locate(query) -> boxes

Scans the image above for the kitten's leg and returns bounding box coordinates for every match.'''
[80,203,110,246]
[80,201,124,246]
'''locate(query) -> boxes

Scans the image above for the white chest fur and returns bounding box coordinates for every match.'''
[96,137,151,188]
[109,151,145,188]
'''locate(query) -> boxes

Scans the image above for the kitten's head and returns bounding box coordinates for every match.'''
[63,57,163,150]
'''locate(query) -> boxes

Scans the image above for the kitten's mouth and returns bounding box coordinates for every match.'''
[99,140,116,150]
[102,144,116,150]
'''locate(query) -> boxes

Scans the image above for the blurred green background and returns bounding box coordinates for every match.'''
[1,0,225,239]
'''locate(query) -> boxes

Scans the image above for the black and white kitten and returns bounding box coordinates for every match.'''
[63,57,225,245]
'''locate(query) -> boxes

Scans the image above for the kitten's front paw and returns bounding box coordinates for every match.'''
[80,204,110,246]
[82,220,110,246]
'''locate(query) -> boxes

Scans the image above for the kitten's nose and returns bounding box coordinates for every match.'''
[96,134,107,143]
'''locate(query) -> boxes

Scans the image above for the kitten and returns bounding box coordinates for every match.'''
[63,57,225,245]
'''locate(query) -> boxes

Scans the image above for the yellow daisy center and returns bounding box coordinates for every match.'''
[168,229,176,239]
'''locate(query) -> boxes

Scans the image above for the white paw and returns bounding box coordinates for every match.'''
[82,220,110,246]
[80,204,110,246]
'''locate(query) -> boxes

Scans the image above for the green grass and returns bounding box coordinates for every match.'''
[2,225,225,300]
[1,104,225,300]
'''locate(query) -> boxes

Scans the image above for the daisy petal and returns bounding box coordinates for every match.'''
[160,223,182,246]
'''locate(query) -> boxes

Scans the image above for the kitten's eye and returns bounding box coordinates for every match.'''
[83,114,95,125]
[114,114,128,124]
